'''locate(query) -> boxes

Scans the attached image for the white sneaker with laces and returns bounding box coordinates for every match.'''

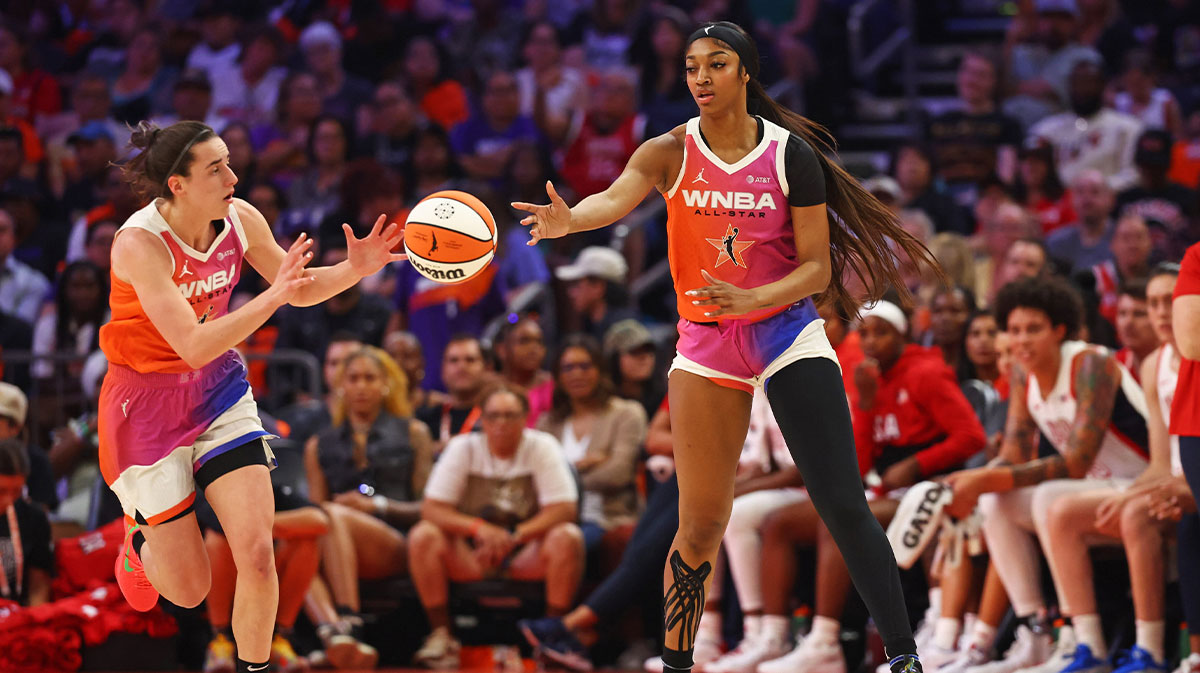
[940,645,992,673]
[758,636,846,673]
[706,636,791,673]
[966,626,1056,673]
[643,636,724,673]
[1011,630,1077,673]
[922,644,963,671]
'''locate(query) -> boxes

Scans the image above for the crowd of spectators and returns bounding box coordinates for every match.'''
[0,0,1199,671]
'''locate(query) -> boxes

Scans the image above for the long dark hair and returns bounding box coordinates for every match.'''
[550,334,615,422]
[121,120,217,201]
[695,22,940,317]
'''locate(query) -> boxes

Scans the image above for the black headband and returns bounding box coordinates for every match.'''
[162,130,210,191]
[686,24,759,79]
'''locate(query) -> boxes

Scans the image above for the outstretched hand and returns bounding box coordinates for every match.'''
[345,214,407,277]
[511,180,572,246]
[686,269,763,318]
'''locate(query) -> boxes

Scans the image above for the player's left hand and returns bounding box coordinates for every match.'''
[942,468,989,519]
[345,214,407,277]
[333,491,375,513]
[686,269,764,318]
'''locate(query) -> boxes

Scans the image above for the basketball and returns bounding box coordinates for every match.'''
[403,190,498,284]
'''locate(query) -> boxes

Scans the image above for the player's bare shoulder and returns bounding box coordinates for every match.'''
[639,125,687,193]
[111,226,172,283]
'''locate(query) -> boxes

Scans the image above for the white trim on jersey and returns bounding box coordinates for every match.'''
[688,116,773,174]
[774,125,791,201]
[665,129,690,199]
[227,202,250,251]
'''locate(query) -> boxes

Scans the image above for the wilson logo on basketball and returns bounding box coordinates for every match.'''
[409,256,466,281]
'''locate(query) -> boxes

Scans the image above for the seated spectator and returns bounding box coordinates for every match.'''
[253,72,322,180]
[31,261,108,382]
[303,346,434,669]
[199,488,328,673]
[409,385,583,669]
[220,122,258,200]
[1169,110,1200,189]
[1075,212,1154,345]
[207,27,287,128]
[149,69,223,133]
[0,206,49,325]
[299,21,373,125]
[893,143,971,236]
[997,237,1052,290]
[185,2,241,81]
[273,246,391,377]
[604,319,666,421]
[65,164,141,266]
[37,73,127,160]
[926,285,979,383]
[1115,129,1199,260]
[1047,169,1116,274]
[1013,138,1076,235]
[517,21,587,144]
[556,247,635,343]
[560,69,644,199]
[276,332,362,446]
[1030,60,1143,191]
[384,330,441,411]
[494,316,554,427]
[0,72,45,173]
[979,202,1039,304]
[926,51,1021,202]
[285,116,349,234]
[538,335,646,551]
[402,37,469,132]
[359,81,423,175]
[961,310,1011,451]
[0,383,55,511]
[46,351,107,531]
[109,26,174,126]
[944,276,1150,673]
[1003,0,1102,128]
[0,23,61,128]
[491,149,552,298]
[0,438,52,606]
[62,122,118,219]
[1112,50,1183,138]
[451,70,544,190]
[406,125,465,202]
[1112,279,1160,379]
[416,335,491,451]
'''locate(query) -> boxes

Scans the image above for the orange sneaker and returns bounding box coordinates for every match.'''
[114,522,159,611]
[271,633,310,672]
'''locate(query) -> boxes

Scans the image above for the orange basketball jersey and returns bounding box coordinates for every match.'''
[664,117,801,324]
[100,200,249,373]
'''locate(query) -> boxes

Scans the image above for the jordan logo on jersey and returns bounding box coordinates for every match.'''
[706,224,755,268]
[180,260,194,277]
[691,168,709,184]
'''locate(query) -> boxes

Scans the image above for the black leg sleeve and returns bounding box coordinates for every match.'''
[765,356,917,657]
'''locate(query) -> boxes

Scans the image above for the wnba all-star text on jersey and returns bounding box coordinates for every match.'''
[681,189,777,217]
[178,265,237,305]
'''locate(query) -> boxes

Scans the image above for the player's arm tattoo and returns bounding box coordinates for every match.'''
[997,363,1039,464]
[1009,352,1120,487]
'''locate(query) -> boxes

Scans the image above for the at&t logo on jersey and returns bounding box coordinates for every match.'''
[681,189,776,217]
[178,265,237,303]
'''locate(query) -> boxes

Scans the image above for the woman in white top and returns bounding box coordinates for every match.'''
[1112,51,1184,138]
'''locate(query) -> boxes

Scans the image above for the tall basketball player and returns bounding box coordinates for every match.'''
[513,21,935,673]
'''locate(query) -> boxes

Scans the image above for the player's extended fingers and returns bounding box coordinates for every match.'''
[369,213,386,237]
[381,222,400,240]
[546,180,565,205]
[510,201,541,213]
[520,215,537,226]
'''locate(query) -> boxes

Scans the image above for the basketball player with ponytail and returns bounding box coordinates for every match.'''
[514,21,935,673]
[99,120,405,673]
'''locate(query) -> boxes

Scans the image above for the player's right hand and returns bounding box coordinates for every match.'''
[511,180,571,245]
[270,232,316,306]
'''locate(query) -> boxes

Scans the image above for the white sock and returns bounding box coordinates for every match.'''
[928,587,943,614]
[811,616,840,645]
[1135,620,1165,663]
[1072,615,1106,658]
[761,615,791,645]
[933,618,962,651]
[744,614,763,643]
[699,611,723,644]
[969,620,997,651]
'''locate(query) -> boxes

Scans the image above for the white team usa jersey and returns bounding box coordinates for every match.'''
[1157,343,1182,475]
[1026,341,1149,480]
